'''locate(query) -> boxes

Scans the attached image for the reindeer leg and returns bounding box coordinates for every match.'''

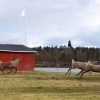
[7,67,12,74]
[68,69,71,75]
[88,71,92,77]
[76,70,83,76]
[2,68,5,75]
[80,71,89,79]
[9,67,17,73]
[14,67,17,73]
[65,68,71,75]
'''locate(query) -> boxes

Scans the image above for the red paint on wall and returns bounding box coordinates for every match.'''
[0,51,35,71]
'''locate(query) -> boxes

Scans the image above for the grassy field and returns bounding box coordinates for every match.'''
[0,70,100,100]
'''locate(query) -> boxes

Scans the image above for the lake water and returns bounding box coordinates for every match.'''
[34,67,80,72]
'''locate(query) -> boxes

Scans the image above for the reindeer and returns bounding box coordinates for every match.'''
[0,57,22,74]
[80,61,100,78]
[65,59,98,76]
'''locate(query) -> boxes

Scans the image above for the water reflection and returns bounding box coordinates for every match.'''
[34,67,80,72]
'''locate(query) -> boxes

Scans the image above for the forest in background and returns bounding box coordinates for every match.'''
[32,45,100,67]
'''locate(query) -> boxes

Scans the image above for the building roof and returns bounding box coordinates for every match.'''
[0,44,37,53]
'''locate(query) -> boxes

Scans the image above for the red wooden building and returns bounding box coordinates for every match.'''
[0,44,37,71]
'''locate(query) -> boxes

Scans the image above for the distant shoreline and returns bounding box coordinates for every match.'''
[35,63,70,68]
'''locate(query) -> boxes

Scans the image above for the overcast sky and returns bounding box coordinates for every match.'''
[0,0,100,48]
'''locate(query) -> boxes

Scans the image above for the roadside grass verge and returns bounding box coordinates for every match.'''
[0,71,100,100]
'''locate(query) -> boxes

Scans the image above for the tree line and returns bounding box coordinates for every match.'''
[32,45,100,67]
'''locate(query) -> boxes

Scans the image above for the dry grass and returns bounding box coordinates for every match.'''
[0,70,100,100]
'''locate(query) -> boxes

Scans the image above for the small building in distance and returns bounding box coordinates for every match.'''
[68,40,72,48]
[0,44,37,71]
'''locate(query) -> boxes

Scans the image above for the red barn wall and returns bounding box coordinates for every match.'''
[0,51,35,71]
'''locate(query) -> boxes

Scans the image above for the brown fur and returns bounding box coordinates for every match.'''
[65,59,92,76]
[80,61,100,78]
[0,57,22,74]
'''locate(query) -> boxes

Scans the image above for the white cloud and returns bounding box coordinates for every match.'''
[0,0,100,48]
[95,0,100,4]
